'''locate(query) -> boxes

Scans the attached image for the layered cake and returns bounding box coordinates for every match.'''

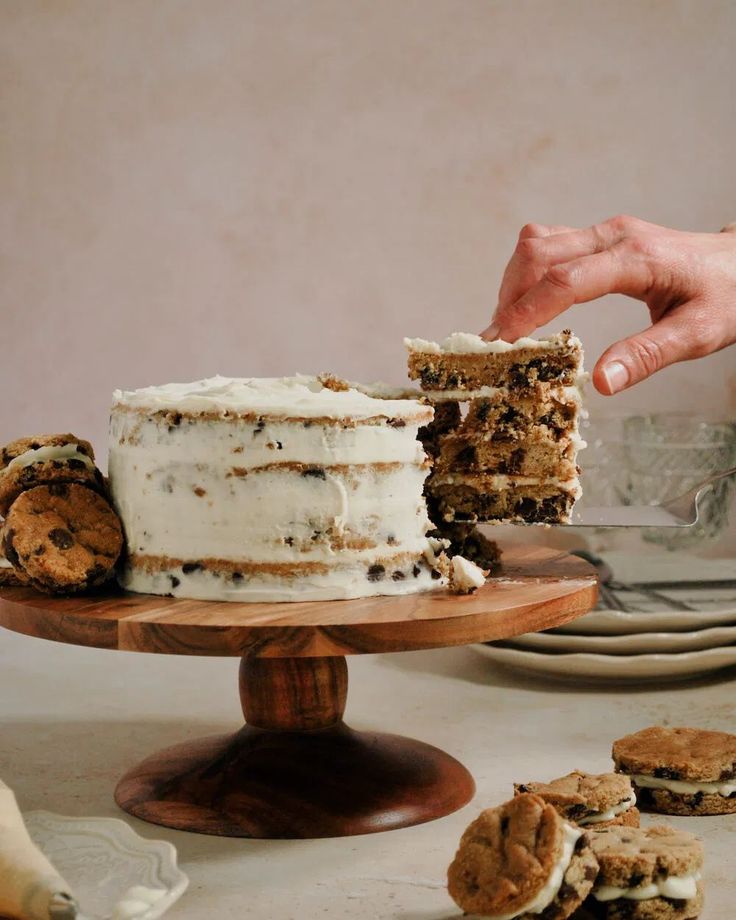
[108,375,448,602]
[405,331,585,525]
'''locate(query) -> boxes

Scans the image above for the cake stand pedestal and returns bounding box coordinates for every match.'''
[0,544,596,839]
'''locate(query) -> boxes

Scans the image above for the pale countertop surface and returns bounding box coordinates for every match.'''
[1,627,734,919]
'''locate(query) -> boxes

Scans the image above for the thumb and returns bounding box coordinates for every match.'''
[593,311,706,395]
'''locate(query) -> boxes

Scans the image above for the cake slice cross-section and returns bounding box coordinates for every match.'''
[405,331,585,525]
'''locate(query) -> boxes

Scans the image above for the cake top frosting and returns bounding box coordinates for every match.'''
[404,331,582,355]
[111,374,433,422]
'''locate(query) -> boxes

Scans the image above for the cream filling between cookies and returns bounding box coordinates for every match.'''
[491,823,582,920]
[5,445,96,473]
[577,792,637,825]
[632,773,736,797]
[593,871,701,903]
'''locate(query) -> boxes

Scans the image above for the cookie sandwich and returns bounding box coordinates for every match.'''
[447,792,598,919]
[2,483,123,594]
[585,825,704,919]
[0,434,105,516]
[515,771,639,828]
[613,726,736,816]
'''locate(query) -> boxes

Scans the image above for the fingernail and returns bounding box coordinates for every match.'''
[481,321,501,340]
[601,360,629,394]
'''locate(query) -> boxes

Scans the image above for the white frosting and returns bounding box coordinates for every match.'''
[5,444,95,473]
[110,454,431,564]
[491,823,582,920]
[109,377,442,602]
[0,557,12,569]
[119,553,443,603]
[434,472,582,493]
[450,555,486,593]
[593,871,701,903]
[404,332,581,355]
[113,886,166,919]
[632,773,736,797]
[112,375,430,423]
[354,380,584,405]
[578,792,637,826]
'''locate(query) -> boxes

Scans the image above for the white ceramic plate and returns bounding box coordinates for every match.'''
[25,812,188,920]
[472,642,736,682]
[553,604,736,636]
[507,623,736,655]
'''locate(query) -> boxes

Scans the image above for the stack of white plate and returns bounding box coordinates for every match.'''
[475,552,736,682]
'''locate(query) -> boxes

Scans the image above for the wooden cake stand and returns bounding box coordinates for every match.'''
[0,544,596,839]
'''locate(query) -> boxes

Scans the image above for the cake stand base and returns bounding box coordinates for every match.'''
[114,655,475,838]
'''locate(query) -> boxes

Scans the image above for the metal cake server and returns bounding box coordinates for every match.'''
[570,465,736,528]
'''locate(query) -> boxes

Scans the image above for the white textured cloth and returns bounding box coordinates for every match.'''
[0,779,77,919]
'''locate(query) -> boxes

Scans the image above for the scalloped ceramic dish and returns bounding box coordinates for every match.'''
[472,642,736,681]
[508,622,736,655]
[24,812,188,920]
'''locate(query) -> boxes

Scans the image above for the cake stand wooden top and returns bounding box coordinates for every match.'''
[0,544,597,658]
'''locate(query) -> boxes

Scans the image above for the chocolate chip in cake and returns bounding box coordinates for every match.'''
[454,445,477,468]
[367,564,385,582]
[475,400,491,422]
[48,483,70,498]
[302,467,326,480]
[412,564,421,577]
[391,570,405,580]
[387,418,406,428]
[182,562,203,574]
[169,575,180,588]
[419,367,442,388]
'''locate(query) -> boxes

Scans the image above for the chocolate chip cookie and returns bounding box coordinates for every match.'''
[613,726,736,816]
[3,484,123,593]
[515,771,640,828]
[447,792,599,919]
[0,433,105,516]
[584,825,704,919]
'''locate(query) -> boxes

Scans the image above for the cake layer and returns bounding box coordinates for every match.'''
[110,412,427,466]
[406,331,583,390]
[112,375,433,425]
[434,429,578,479]
[120,548,443,602]
[427,474,581,524]
[109,457,432,564]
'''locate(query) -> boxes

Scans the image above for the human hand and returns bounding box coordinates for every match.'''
[482,216,736,394]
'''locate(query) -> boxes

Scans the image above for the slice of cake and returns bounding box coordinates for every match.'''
[108,375,447,602]
[405,331,584,525]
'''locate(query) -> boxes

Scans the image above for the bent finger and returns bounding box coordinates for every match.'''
[517,222,578,241]
[493,222,629,332]
[493,244,653,342]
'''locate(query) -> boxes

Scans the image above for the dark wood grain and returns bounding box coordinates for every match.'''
[115,655,475,838]
[2,546,597,838]
[0,544,597,657]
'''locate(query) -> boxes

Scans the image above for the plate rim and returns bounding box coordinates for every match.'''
[25,810,189,918]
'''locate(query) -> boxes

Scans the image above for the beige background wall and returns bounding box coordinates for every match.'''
[2,2,735,490]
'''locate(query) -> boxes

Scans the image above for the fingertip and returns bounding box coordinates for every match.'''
[480,320,501,341]
[593,359,629,395]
